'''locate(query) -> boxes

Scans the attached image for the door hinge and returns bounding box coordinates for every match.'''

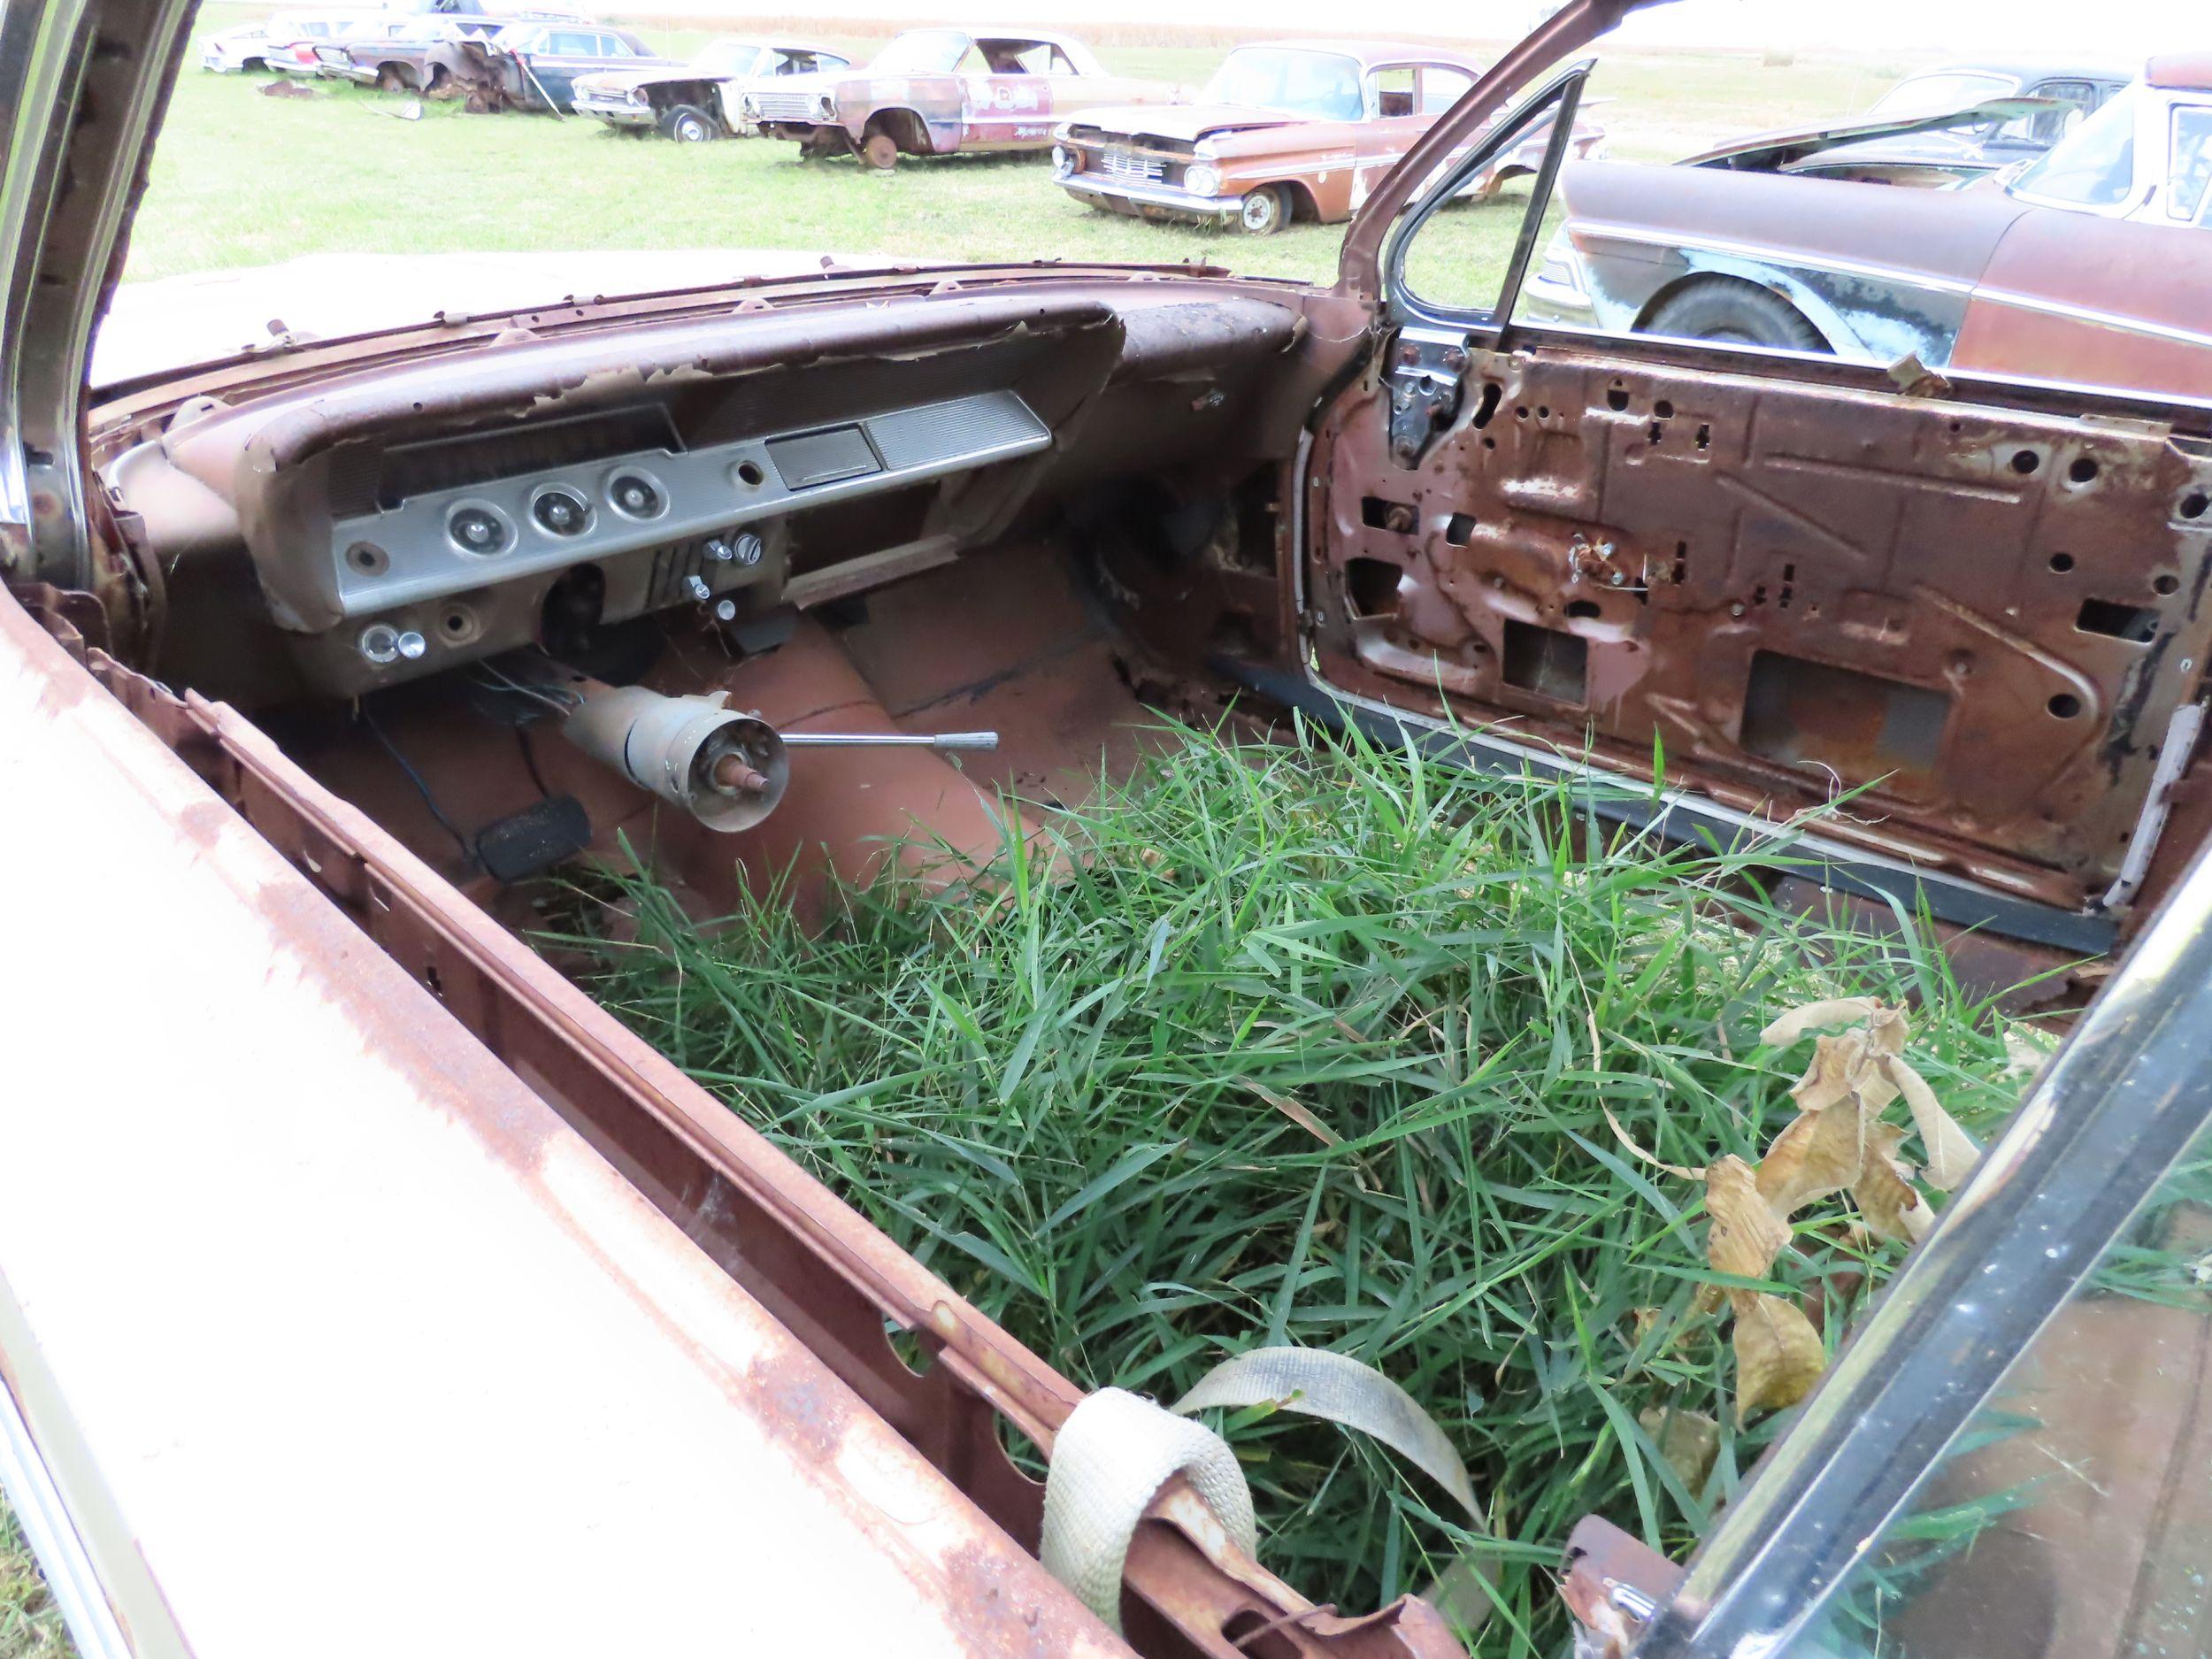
[1386,326,1470,468]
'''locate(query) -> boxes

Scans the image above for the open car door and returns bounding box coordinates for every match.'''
[1288,28,2212,964]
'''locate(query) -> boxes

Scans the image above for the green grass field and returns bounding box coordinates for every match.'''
[126,8,1925,292]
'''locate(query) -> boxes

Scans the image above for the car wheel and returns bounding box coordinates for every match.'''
[664,104,717,143]
[1642,277,1826,352]
[1236,184,1289,236]
[861,132,899,170]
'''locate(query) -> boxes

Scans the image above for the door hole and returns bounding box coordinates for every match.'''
[1502,620,1588,704]
[1344,558,1405,617]
[2076,597,2159,643]
[1444,513,1477,546]
[2048,693,2084,718]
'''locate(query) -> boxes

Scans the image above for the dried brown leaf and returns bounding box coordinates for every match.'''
[1246,1082,1342,1148]
[1880,1055,1982,1192]
[1863,1003,1910,1056]
[1728,1288,1827,1422]
[1638,1404,1721,1492]
[1757,1097,1870,1218]
[1706,1155,1792,1280]
[1790,1032,1868,1111]
[1759,997,1883,1048]
[1852,1129,1930,1245]
[1603,1104,1702,1181]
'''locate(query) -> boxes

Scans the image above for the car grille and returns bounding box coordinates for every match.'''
[751,91,816,121]
[1098,149,1164,184]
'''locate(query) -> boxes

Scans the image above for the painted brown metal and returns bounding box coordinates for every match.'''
[1055,42,1594,230]
[1302,342,2212,922]
[71,629,1471,1659]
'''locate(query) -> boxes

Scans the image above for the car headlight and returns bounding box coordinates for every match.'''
[1052,144,1072,178]
[1184,163,1220,197]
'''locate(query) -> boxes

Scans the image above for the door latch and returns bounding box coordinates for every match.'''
[1386,326,1471,468]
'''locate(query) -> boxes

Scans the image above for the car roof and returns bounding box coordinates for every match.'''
[2147,53,2212,93]
[711,36,847,57]
[1234,38,1486,71]
[1898,57,2140,87]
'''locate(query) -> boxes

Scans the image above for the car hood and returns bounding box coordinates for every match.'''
[1682,96,2057,173]
[570,64,713,94]
[91,250,886,387]
[1064,102,1313,144]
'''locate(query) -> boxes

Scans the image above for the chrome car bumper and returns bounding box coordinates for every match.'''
[572,95,653,126]
[1059,175,1242,221]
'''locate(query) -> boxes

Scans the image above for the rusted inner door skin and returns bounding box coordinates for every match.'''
[82,647,1468,1659]
[1309,346,2212,920]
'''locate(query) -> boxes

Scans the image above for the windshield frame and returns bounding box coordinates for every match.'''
[1202,45,1369,123]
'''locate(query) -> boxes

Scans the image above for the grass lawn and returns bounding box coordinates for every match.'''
[0,1502,69,1659]
[127,8,1926,292]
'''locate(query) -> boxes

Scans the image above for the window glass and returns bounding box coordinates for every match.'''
[1421,67,1474,116]
[1774,1112,2212,1659]
[1371,67,1417,119]
[1994,80,2096,147]
[547,33,595,57]
[2169,106,2212,221]
[1868,71,2012,119]
[1398,82,1575,315]
[869,30,968,74]
[2012,86,2139,208]
[1202,48,1363,122]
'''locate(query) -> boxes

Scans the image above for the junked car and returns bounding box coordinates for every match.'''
[425,21,674,113]
[748,27,1186,168]
[312,6,587,89]
[570,37,852,142]
[315,17,470,90]
[1688,57,2136,184]
[1518,58,2212,399]
[1054,38,1605,234]
[198,21,275,73]
[8,3,2212,1658]
[265,12,384,79]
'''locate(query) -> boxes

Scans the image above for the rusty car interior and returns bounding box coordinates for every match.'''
[10,2,2212,1656]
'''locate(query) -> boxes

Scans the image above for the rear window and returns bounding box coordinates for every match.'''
[1869,70,2012,119]
[2012,85,2140,208]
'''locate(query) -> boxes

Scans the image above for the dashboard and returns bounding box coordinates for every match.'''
[93,284,1313,703]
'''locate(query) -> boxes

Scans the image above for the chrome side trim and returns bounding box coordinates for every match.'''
[1970,283,2212,352]
[1569,217,1981,298]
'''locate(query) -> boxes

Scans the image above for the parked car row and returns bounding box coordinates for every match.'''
[201,14,1610,233]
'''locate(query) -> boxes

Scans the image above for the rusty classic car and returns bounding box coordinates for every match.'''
[1518,58,2212,397]
[569,37,852,142]
[1055,39,1604,234]
[311,6,589,91]
[7,2,2212,1657]
[748,27,1185,168]
[425,20,673,113]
